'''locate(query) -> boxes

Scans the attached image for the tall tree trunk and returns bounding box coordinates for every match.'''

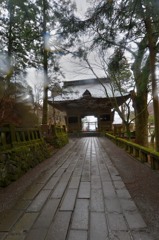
[42,84,48,125]
[149,46,159,151]
[6,0,14,85]
[42,0,48,125]
[144,17,159,151]
[132,36,149,147]
[135,93,148,146]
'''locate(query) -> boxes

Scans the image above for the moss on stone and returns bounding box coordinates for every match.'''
[0,141,49,187]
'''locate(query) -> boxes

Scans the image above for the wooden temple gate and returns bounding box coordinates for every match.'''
[48,79,130,135]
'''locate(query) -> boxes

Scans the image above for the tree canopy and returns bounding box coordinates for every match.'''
[0,0,74,126]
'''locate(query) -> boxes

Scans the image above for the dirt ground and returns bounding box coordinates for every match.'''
[0,137,159,239]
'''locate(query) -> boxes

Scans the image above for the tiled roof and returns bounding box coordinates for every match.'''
[54,78,127,101]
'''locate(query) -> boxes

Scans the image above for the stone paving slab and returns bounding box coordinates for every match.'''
[71,199,89,230]
[22,183,44,200]
[124,210,147,229]
[25,228,48,240]
[105,197,122,213]
[0,210,23,232]
[107,212,128,231]
[68,176,80,189]
[90,188,105,212]
[45,211,72,240]
[26,189,51,212]
[11,212,38,233]
[109,231,132,240]
[78,182,90,199]
[43,176,59,190]
[60,189,77,211]
[33,199,60,229]
[90,212,109,240]
[67,230,87,240]
[0,137,153,240]
[132,231,154,240]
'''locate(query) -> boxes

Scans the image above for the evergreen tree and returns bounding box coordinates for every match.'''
[32,0,74,124]
[0,0,72,125]
[0,0,39,80]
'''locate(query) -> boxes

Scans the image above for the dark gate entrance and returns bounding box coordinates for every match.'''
[81,116,98,132]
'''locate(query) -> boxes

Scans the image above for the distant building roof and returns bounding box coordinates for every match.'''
[53,78,128,101]
[48,78,130,114]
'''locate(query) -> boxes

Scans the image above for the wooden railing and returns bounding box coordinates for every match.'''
[0,124,43,152]
[0,125,49,187]
[105,133,159,170]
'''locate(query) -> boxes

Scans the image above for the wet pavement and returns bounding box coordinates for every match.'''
[0,137,153,240]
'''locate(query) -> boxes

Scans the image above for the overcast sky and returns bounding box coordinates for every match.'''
[74,0,90,17]
[60,0,114,82]
[60,0,93,81]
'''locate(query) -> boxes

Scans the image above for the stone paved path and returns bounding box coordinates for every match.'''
[0,137,153,240]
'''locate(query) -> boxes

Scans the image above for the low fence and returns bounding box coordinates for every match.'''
[0,124,69,187]
[0,124,42,152]
[0,125,49,187]
[106,133,159,170]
